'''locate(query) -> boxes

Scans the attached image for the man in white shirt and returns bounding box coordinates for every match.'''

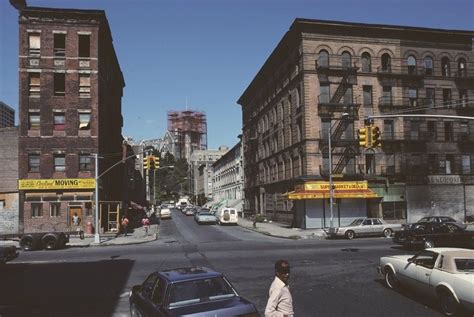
[265,259,294,317]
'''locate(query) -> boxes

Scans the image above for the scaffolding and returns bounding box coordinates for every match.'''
[167,110,207,161]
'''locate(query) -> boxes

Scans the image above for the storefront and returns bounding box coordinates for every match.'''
[287,181,380,229]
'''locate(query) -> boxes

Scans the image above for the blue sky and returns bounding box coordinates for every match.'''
[1,0,473,149]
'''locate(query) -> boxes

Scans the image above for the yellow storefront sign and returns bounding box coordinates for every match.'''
[288,181,379,200]
[19,178,96,190]
[295,181,369,191]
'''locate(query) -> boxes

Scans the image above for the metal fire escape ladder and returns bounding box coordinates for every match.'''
[330,73,349,104]
[333,146,357,174]
[331,115,351,142]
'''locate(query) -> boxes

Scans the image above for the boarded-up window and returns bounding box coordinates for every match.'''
[29,33,40,56]
[29,73,40,96]
[79,74,91,97]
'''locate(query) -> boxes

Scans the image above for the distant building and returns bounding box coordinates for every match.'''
[0,127,19,234]
[16,5,125,233]
[168,110,207,162]
[212,141,244,214]
[238,19,474,228]
[190,146,228,204]
[0,101,15,128]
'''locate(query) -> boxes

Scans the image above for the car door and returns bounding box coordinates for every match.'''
[398,250,437,292]
[357,219,373,236]
[371,219,384,236]
[150,277,169,316]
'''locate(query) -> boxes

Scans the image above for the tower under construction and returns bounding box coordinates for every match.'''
[167,110,207,161]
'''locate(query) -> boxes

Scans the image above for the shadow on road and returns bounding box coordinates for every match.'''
[0,259,134,316]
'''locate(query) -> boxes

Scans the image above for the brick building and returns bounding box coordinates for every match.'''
[0,127,20,234]
[0,101,15,128]
[16,6,125,233]
[238,19,474,228]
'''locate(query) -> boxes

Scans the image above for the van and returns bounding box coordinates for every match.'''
[217,208,238,225]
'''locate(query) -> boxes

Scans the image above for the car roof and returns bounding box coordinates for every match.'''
[426,247,474,253]
[157,267,222,283]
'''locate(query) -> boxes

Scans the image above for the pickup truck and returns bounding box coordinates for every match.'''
[0,245,18,264]
[378,248,474,316]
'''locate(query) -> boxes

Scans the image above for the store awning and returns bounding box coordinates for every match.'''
[286,180,380,200]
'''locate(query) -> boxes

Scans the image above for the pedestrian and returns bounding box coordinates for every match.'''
[141,215,150,236]
[72,212,81,232]
[121,216,129,236]
[265,259,294,317]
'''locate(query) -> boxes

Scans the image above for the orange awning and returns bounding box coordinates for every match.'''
[287,189,379,200]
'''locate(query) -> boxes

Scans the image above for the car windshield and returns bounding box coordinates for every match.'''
[349,219,363,226]
[455,258,474,272]
[168,277,236,307]
[199,212,212,216]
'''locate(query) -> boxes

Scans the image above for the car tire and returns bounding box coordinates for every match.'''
[384,267,399,290]
[345,230,355,240]
[130,303,144,317]
[383,228,393,238]
[41,234,59,250]
[438,289,460,316]
[424,240,435,249]
[20,235,38,251]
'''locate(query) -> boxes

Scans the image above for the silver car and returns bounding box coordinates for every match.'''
[326,217,402,240]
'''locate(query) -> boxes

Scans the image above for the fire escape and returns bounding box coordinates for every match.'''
[317,62,360,175]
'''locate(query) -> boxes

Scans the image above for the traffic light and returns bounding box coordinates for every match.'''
[358,127,368,147]
[155,156,160,169]
[143,156,149,170]
[149,156,155,170]
[371,126,382,147]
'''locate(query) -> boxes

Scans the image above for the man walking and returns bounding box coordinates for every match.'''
[265,259,294,317]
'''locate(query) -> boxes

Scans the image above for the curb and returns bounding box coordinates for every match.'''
[238,223,302,240]
[70,232,158,248]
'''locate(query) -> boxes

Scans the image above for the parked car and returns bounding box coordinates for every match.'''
[194,208,211,221]
[129,267,259,317]
[326,217,402,240]
[195,211,217,225]
[406,216,468,230]
[217,208,238,225]
[393,222,474,249]
[185,207,195,216]
[378,248,474,316]
[160,208,172,220]
[0,245,18,264]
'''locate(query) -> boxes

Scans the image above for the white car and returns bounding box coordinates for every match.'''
[160,208,172,219]
[378,248,474,316]
[326,217,402,239]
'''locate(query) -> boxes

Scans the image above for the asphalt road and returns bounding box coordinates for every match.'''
[1,209,446,317]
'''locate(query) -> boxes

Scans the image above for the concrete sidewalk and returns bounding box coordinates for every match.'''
[0,224,159,249]
[238,217,327,240]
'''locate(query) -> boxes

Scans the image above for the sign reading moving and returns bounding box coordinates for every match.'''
[19,178,96,190]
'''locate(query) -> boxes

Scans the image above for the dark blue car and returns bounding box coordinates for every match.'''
[129,267,259,317]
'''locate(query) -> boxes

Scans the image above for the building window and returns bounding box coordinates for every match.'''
[28,33,41,56]
[53,112,66,131]
[428,154,438,174]
[28,111,40,130]
[381,86,392,105]
[79,74,91,98]
[363,86,372,107]
[54,73,65,96]
[381,53,391,72]
[384,120,394,140]
[428,121,437,141]
[426,88,435,108]
[361,52,371,72]
[424,56,434,75]
[318,50,329,68]
[50,203,60,217]
[79,113,91,130]
[407,55,416,75]
[343,86,353,104]
[296,120,302,142]
[79,34,90,58]
[54,154,66,172]
[462,155,471,174]
[441,57,450,76]
[408,88,418,107]
[31,203,43,217]
[79,154,91,171]
[341,51,351,68]
[457,58,467,77]
[459,89,468,107]
[460,120,469,135]
[445,154,455,174]
[444,122,454,142]
[410,120,420,140]
[29,73,40,96]
[28,154,40,172]
[443,89,452,106]
[319,84,330,103]
[53,33,66,57]
[85,202,93,217]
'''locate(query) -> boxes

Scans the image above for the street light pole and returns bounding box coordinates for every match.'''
[94,153,100,244]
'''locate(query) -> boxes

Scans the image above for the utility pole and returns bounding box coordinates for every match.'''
[93,153,100,244]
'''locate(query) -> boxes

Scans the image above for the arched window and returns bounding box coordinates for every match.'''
[407,55,416,75]
[381,53,391,72]
[318,50,329,68]
[361,52,372,72]
[441,57,450,77]
[424,56,434,76]
[458,58,467,77]
[341,51,351,68]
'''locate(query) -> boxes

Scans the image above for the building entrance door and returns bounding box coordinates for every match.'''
[69,206,83,227]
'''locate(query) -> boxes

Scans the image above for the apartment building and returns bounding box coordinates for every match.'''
[16,6,125,233]
[0,101,15,128]
[0,127,19,234]
[238,19,474,228]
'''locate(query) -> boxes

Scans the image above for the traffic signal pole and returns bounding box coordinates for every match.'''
[367,114,474,120]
